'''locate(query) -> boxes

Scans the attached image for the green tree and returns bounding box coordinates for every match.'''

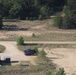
[0,0,3,29]
[39,5,50,19]
[62,15,70,29]
[55,68,65,75]
[63,3,76,29]
[63,5,70,14]
[67,0,76,10]
[2,0,13,17]
[62,14,75,29]
[54,16,62,28]
[9,3,21,18]
[16,36,24,45]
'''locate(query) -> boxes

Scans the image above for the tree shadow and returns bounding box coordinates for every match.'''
[2,25,28,31]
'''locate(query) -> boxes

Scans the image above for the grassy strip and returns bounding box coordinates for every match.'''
[0,58,56,75]
[17,45,25,51]
[17,44,76,51]
[24,33,76,41]
[0,32,76,41]
[0,45,6,53]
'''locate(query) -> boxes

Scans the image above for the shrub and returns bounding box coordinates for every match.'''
[46,71,52,75]
[55,68,65,75]
[31,46,38,54]
[32,33,35,37]
[54,16,62,28]
[38,49,46,58]
[0,45,6,53]
[16,36,24,45]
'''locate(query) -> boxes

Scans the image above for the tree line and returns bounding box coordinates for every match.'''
[1,0,65,20]
[54,0,76,29]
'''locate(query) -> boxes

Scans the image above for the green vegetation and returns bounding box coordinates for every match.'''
[16,36,24,45]
[17,43,76,52]
[17,45,25,51]
[0,0,75,29]
[2,0,65,20]
[54,16,62,28]
[0,45,5,53]
[38,49,46,58]
[46,71,52,75]
[55,68,65,75]
[54,0,76,29]
[32,33,35,37]
[31,46,38,55]
[0,0,3,29]
[0,61,56,75]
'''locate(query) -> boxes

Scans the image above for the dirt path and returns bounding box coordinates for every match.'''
[0,41,36,65]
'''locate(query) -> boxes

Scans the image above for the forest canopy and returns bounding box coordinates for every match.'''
[1,0,66,20]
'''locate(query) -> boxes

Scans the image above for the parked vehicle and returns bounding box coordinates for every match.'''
[24,49,35,55]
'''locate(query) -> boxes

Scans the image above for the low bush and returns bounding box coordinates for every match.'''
[0,45,6,53]
[32,33,35,37]
[31,46,38,55]
[55,68,65,75]
[16,36,24,45]
[38,49,46,58]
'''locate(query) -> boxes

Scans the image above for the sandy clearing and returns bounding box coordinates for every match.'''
[0,41,36,65]
[46,48,76,75]
[0,41,76,74]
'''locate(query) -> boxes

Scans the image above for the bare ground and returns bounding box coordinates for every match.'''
[45,48,76,75]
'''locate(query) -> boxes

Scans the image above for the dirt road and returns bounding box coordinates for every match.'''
[25,41,76,44]
[0,41,76,75]
[0,41,36,65]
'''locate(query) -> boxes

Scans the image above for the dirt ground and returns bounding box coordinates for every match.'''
[45,48,76,75]
[0,41,36,65]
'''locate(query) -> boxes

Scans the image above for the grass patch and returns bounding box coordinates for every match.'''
[17,43,39,51]
[0,45,6,53]
[23,33,76,41]
[17,43,76,51]
[1,19,76,41]
[3,33,76,41]
[17,45,25,51]
[0,58,56,75]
